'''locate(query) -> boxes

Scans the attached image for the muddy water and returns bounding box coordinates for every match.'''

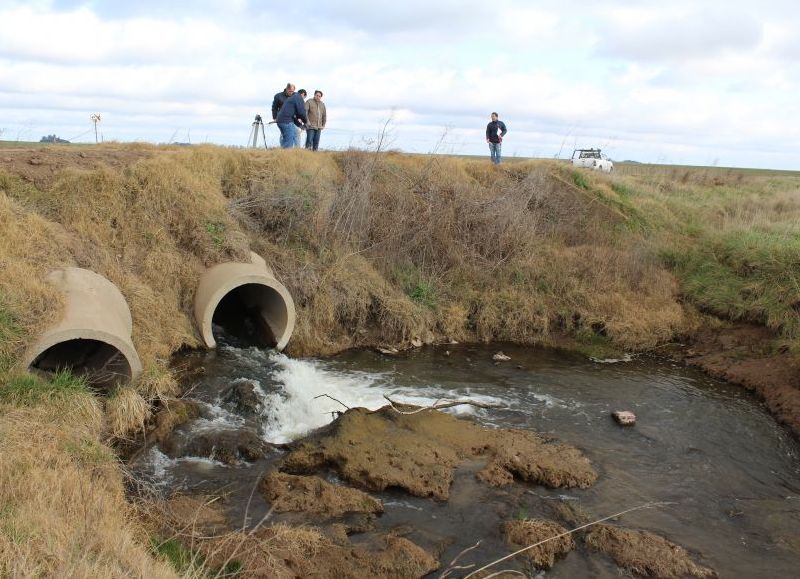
[133,340,800,577]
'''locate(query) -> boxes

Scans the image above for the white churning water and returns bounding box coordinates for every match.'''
[258,352,503,443]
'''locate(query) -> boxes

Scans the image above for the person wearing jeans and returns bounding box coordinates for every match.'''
[485,112,507,165]
[276,88,307,148]
[305,90,327,151]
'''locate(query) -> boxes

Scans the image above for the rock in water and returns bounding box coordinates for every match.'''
[612,411,636,426]
[493,352,511,361]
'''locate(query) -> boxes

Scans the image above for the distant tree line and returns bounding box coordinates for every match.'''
[39,135,70,143]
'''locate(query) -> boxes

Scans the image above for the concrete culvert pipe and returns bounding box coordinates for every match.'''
[23,268,142,390]
[194,252,295,350]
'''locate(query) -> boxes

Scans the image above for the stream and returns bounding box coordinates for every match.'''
[131,337,800,577]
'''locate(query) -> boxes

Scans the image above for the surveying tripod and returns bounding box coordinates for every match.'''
[248,114,270,149]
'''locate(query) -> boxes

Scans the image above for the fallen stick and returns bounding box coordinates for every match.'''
[313,393,351,410]
[383,394,504,415]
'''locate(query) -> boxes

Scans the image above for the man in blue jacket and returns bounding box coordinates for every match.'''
[276,89,308,148]
[486,112,507,165]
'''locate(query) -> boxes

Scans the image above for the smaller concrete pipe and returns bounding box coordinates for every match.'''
[23,268,142,389]
[194,252,295,351]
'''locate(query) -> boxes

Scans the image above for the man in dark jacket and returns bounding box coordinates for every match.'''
[276,88,308,148]
[485,112,507,165]
[271,83,294,121]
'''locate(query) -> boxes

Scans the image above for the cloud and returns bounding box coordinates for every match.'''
[594,5,764,62]
[0,0,798,168]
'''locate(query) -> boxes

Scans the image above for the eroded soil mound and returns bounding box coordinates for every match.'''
[151,495,437,578]
[503,519,574,569]
[585,524,716,578]
[261,471,383,517]
[212,530,438,579]
[281,405,597,500]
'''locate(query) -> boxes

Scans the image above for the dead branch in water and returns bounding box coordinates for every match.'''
[463,501,676,578]
[313,394,352,410]
[439,540,482,578]
[383,395,504,415]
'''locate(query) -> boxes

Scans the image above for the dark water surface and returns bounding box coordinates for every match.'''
[133,341,800,577]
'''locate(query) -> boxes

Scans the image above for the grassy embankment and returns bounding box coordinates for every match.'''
[1,144,799,575]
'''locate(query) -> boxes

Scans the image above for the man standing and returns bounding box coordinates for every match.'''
[272,83,295,147]
[276,88,307,148]
[304,90,327,151]
[486,112,507,165]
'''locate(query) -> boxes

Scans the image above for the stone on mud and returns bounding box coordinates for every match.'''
[261,471,383,517]
[281,406,597,500]
[503,519,574,569]
[585,524,716,578]
[613,410,637,426]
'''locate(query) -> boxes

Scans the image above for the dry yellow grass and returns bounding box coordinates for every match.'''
[0,393,175,578]
[106,385,151,439]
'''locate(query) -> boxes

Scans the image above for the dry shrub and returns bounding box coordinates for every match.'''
[0,395,175,578]
[273,245,429,356]
[585,524,716,578]
[503,519,574,569]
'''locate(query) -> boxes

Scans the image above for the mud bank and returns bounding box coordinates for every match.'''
[280,405,598,499]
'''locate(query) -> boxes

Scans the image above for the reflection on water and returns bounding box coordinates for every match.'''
[131,340,800,576]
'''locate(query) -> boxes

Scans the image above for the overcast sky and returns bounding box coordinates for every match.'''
[1,0,798,168]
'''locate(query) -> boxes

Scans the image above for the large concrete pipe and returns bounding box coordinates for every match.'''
[23,268,142,389]
[194,252,295,350]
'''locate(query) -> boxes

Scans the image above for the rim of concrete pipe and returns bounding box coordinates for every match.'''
[22,267,142,388]
[194,252,296,351]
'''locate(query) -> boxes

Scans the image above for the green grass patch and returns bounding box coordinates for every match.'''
[572,330,627,360]
[153,538,204,575]
[669,229,800,337]
[408,281,437,309]
[205,221,225,247]
[152,537,241,577]
[0,371,89,406]
[63,438,116,466]
[572,170,590,190]
[392,264,438,309]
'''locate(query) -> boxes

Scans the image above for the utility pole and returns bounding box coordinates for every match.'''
[90,114,101,144]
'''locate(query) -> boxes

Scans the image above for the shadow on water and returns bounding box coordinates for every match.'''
[131,339,800,576]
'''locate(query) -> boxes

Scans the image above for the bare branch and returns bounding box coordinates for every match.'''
[383,395,504,415]
[439,540,481,578]
[314,394,352,410]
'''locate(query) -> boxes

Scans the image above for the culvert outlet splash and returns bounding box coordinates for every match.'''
[194,252,295,351]
[22,267,142,389]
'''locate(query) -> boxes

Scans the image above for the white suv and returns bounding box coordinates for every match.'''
[571,149,613,172]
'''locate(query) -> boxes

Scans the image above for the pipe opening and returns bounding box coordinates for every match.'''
[212,283,289,348]
[29,338,133,390]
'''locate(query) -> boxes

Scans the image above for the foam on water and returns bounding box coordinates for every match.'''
[260,352,506,443]
[140,447,233,487]
[590,353,634,364]
[189,400,246,432]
